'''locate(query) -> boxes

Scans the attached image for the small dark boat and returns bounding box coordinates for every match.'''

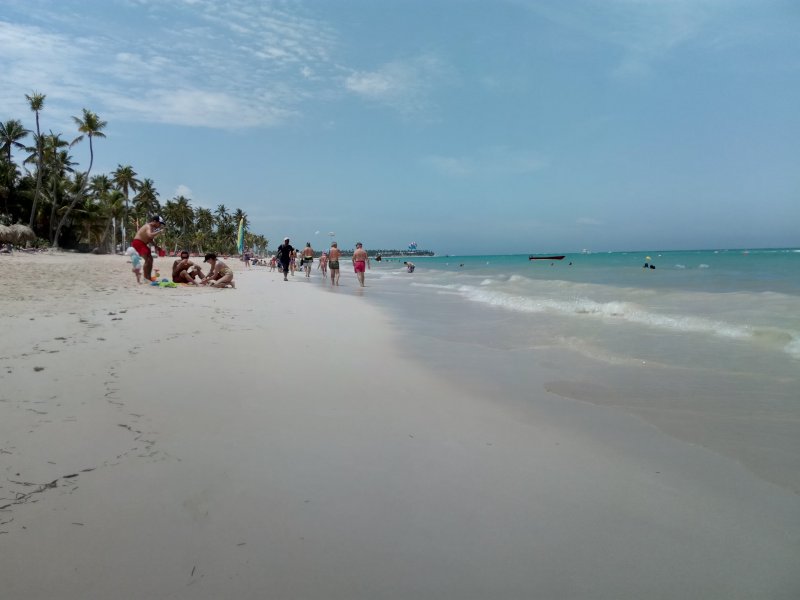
[529,255,565,261]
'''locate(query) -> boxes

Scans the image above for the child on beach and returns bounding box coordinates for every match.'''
[126,247,143,283]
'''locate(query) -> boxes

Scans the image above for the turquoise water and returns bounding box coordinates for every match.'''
[384,248,800,294]
[361,247,800,491]
[364,247,800,379]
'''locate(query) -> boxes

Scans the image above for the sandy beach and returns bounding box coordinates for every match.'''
[1,252,798,599]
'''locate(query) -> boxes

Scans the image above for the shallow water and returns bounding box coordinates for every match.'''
[362,248,800,492]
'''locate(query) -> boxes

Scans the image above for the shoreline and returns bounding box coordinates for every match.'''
[1,253,798,598]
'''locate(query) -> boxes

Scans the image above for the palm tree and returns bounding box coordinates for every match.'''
[214,204,235,251]
[112,164,140,247]
[88,175,115,251]
[101,189,125,252]
[57,109,106,247]
[41,133,73,242]
[53,171,88,247]
[133,178,159,227]
[70,109,106,176]
[0,119,28,163]
[25,92,46,228]
[0,119,29,215]
[195,207,214,236]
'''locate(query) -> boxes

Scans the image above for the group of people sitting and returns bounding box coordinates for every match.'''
[126,215,235,288]
[171,251,235,288]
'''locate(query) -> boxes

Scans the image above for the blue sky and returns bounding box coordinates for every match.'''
[2,0,798,254]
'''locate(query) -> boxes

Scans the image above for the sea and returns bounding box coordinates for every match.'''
[360,247,800,492]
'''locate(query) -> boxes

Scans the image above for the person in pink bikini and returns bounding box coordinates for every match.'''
[352,242,370,287]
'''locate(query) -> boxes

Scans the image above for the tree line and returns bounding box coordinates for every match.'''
[0,93,268,254]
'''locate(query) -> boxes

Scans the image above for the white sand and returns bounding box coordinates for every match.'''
[1,253,798,599]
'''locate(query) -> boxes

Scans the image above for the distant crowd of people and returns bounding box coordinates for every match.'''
[273,237,371,287]
[125,218,401,290]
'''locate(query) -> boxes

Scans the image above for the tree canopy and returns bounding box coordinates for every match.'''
[1,93,267,254]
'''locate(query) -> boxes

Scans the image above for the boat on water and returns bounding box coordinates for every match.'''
[529,255,565,261]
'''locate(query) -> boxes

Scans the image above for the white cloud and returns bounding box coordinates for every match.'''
[174,184,193,199]
[345,55,450,114]
[519,0,724,78]
[1,1,338,129]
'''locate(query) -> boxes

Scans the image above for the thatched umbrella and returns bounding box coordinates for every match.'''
[0,224,36,245]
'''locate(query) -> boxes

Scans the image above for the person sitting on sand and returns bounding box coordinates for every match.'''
[172,250,204,285]
[132,215,165,281]
[200,253,235,288]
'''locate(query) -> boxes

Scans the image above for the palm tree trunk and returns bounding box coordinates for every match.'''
[111,216,116,253]
[53,190,82,248]
[49,182,59,244]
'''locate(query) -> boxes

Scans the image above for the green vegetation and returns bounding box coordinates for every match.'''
[0,93,268,254]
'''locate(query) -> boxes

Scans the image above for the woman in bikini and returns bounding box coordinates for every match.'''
[200,253,235,288]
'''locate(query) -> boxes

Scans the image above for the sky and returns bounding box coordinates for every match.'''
[2,0,798,255]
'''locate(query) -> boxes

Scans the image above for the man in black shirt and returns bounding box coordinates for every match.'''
[276,237,294,281]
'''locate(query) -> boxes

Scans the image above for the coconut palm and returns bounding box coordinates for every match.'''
[0,119,29,215]
[53,171,89,247]
[133,178,159,227]
[70,109,106,176]
[194,207,214,235]
[112,164,140,246]
[101,189,125,252]
[88,175,116,251]
[25,92,46,228]
[57,109,106,247]
[0,119,28,163]
[40,134,74,242]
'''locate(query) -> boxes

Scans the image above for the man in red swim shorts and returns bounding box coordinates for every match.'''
[351,242,370,287]
[133,215,165,281]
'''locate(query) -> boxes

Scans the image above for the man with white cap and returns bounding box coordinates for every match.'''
[276,237,294,281]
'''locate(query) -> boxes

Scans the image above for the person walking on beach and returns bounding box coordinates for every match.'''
[352,242,370,287]
[318,252,328,278]
[328,242,341,286]
[276,237,294,281]
[289,247,298,276]
[302,242,314,278]
[132,215,165,282]
[125,247,143,283]
[200,253,235,288]
[172,250,204,285]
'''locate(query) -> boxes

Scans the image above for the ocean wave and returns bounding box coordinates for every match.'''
[785,336,800,359]
[457,285,755,338]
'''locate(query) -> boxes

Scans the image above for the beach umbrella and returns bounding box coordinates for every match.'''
[236,217,245,254]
